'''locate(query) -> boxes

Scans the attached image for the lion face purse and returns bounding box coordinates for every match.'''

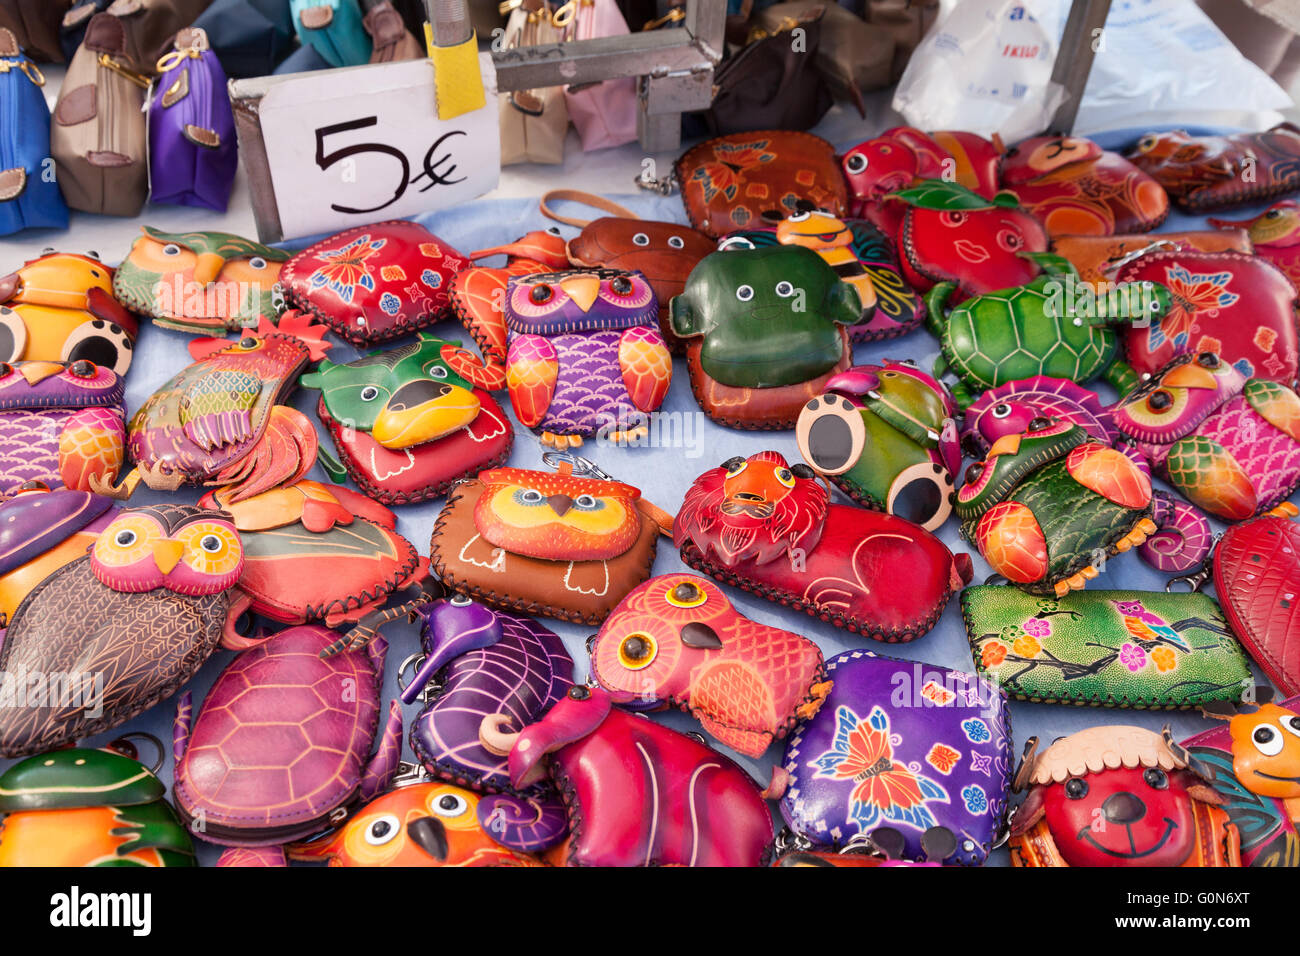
[428,456,672,625]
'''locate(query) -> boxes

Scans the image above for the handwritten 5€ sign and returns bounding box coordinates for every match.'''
[258,54,500,240]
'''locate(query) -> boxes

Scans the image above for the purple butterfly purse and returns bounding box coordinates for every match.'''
[148,28,238,212]
[780,649,1013,865]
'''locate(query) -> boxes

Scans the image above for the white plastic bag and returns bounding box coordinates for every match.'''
[893,0,1292,142]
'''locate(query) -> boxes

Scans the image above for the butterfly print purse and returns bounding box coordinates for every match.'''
[779,649,1012,865]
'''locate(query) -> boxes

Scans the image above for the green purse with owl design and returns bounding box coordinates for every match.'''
[961,586,1251,709]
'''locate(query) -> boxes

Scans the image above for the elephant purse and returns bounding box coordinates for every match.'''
[674,451,971,643]
[428,457,671,625]
[961,586,1251,709]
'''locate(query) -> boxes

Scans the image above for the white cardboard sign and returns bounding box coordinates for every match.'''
[258,54,500,240]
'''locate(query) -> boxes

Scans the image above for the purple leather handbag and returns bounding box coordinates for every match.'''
[148,27,237,212]
[780,649,1013,865]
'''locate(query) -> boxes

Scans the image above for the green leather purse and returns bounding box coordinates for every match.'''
[961,585,1250,709]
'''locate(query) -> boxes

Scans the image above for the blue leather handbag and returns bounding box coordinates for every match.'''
[290,0,372,68]
[0,27,69,234]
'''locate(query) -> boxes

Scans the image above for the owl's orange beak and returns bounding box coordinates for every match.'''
[152,538,184,574]
[193,253,226,287]
[19,362,64,385]
[559,275,600,313]
[1162,362,1218,390]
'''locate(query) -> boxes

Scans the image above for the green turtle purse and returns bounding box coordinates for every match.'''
[960,586,1250,709]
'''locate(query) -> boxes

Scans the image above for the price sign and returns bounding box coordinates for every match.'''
[255,54,500,241]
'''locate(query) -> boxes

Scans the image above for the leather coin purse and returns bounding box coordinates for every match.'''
[1009,725,1241,867]
[890,180,1050,298]
[779,649,1012,865]
[112,226,290,334]
[1050,230,1252,285]
[282,220,469,346]
[1180,691,1300,868]
[0,503,249,758]
[1114,248,1298,385]
[1209,201,1300,288]
[429,457,671,625]
[669,244,858,429]
[479,684,776,867]
[795,361,961,530]
[841,126,1003,220]
[590,573,831,756]
[173,622,402,866]
[1127,124,1300,212]
[1112,352,1300,522]
[675,451,971,642]
[0,745,195,867]
[962,585,1250,708]
[0,360,124,496]
[301,333,512,505]
[999,134,1169,236]
[674,129,847,239]
[541,189,716,349]
[0,250,136,375]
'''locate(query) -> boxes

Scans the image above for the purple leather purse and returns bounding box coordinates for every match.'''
[148,27,237,212]
[780,649,1013,865]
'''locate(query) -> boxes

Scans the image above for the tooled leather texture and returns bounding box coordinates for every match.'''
[1214,516,1300,694]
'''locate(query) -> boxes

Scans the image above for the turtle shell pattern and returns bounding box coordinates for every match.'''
[173,625,381,843]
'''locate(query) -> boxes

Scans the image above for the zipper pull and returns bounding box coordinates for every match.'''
[98,52,151,90]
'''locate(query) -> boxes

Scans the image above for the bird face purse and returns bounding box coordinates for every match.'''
[1009,725,1241,867]
[669,245,859,429]
[779,649,1012,865]
[674,451,971,643]
[429,456,671,625]
[301,333,512,505]
[961,586,1251,709]
[590,573,831,756]
[0,360,124,495]
[674,129,847,239]
[281,220,469,346]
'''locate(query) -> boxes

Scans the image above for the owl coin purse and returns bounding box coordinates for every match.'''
[0,360,124,496]
[670,245,859,429]
[501,268,672,449]
[1009,725,1241,867]
[779,649,1012,865]
[795,361,961,530]
[1180,691,1300,867]
[301,333,512,505]
[429,457,671,626]
[674,129,848,239]
[590,573,831,757]
[962,586,1250,708]
[675,451,972,643]
[0,503,250,758]
[281,220,469,346]
[1127,124,1300,212]
[0,745,195,867]
[999,134,1169,236]
[112,226,290,334]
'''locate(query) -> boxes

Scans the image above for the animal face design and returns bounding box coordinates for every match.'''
[956,417,1084,516]
[1111,352,1244,444]
[669,245,859,388]
[961,377,1114,458]
[1226,703,1300,799]
[505,269,656,331]
[566,219,715,308]
[674,451,826,568]
[296,783,543,867]
[842,137,923,203]
[301,334,500,449]
[113,227,288,333]
[775,207,854,251]
[1210,200,1300,247]
[90,504,243,596]
[474,467,642,562]
[0,252,136,374]
[1000,135,1103,184]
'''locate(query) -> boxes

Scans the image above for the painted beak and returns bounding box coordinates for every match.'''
[987,434,1022,458]
[152,538,185,575]
[406,816,448,863]
[19,362,64,385]
[547,494,573,516]
[370,381,480,448]
[559,274,601,312]
[1163,363,1218,390]
[192,253,226,287]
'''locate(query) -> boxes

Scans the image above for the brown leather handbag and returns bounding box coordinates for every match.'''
[675,129,847,238]
[0,0,71,62]
[429,460,672,625]
[51,12,149,216]
[105,0,215,73]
